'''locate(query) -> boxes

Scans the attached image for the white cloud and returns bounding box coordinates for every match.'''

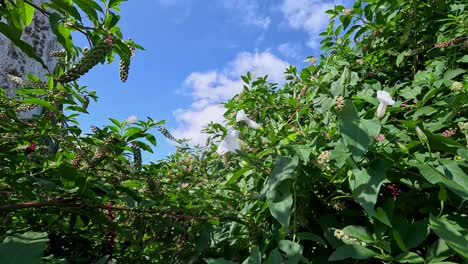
[173,51,289,145]
[222,0,271,29]
[281,0,343,48]
[277,42,303,60]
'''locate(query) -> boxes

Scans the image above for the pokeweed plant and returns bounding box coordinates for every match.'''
[0,0,467,263]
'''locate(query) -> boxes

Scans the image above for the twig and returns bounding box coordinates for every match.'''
[23,0,50,16]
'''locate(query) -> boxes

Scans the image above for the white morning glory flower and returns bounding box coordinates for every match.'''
[376,91,395,118]
[216,130,241,155]
[236,110,261,129]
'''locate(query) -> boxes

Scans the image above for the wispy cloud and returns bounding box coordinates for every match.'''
[222,0,272,30]
[173,51,289,145]
[277,42,303,60]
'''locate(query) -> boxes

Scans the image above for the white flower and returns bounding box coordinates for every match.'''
[125,115,137,124]
[236,110,261,129]
[376,91,395,118]
[217,130,241,155]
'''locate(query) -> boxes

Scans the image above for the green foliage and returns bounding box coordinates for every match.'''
[1,0,467,263]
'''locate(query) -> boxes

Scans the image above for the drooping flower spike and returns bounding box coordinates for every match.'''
[216,130,241,155]
[236,110,261,129]
[376,90,395,118]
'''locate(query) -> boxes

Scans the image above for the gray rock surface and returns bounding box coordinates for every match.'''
[0,0,61,118]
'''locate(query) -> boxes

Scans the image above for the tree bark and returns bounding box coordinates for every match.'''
[0,0,60,118]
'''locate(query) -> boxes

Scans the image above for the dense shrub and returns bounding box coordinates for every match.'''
[0,0,467,263]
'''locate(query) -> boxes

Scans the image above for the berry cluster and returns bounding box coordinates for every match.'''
[119,45,135,82]
[158,126,176,141]
[58,36,114,83]
[49,50,67,57]
[131,142,142,171]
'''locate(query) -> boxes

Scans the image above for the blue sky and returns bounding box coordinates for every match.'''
[76,0,351,161]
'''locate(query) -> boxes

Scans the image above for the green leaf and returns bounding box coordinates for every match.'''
[443,68,465,80]
[0,232,49,264]
[226,167,251,185]
[394,252,425,263]
[95,256,110,264]
[267,181,293,229]
[429,215,468,258]
[123,127,143,139]
[109,117,123,128]
[342,226,374,243]
[145,134,157,146]
[50,0,82,20]
[17,0,35,26]
[457,55,468,63]
[349,160,391,216]
[267,249,285,264]
[242,247,261,264]
[400,220,430,249]
[339,102,380,159]
[205,258,237,264]
[108,0,128,9]
[21,98,53,109]
[328,244,378,261]
[266,156,299,228]
[396,52,405,67]
[373,207,392,227]
[408,160,468,200]
[49,13,74,55]
[278,240,303,259]
[104,11,120,29]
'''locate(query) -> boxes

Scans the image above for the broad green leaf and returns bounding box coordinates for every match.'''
[278,240,303,259]
[242,247,261,264]
[349,160,391,216]
[49,13,74,55]
[328,244,378,261]
[0,232,49,264]
[443,68,465,80]
[267,156,298,191]
[396,219,430,249]
[408,160,468,200]
[267,248,285,264]
[457,55,468,63]
[425,239,452,263]
[267,181,293,228]
[266,156,298,227]
[429,215,468,258]
[339,102,380,159]
[342,226,374,243]
[17,0,35,26]
[373,207,392,227]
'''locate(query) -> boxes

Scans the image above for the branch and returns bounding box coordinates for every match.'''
[0,198,248,225]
